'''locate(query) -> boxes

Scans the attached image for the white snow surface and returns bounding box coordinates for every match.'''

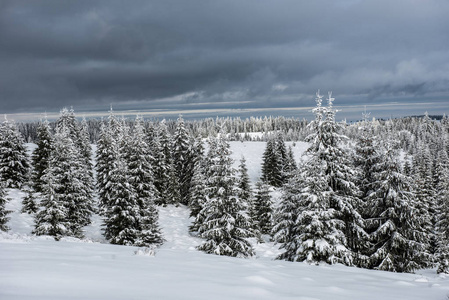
[1,142,448,299]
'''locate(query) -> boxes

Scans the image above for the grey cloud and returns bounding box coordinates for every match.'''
[1,0,448,118]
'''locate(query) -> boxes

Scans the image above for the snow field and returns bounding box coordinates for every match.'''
[1,141,449,299]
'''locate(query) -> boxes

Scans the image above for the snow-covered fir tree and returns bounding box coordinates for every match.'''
[196,134,255,257]
[275,158,352,264]
[237,157,252,205]
[435,149,449,273]
[284,145,297,176]
[103,136,141,245]
[252,181,273,235]
[173,115,194,205]
[0,116,30,188]
[261,138,282,187]
[188,137,207,232]
[21,182,38,214]
[35,126,94,238]
[153,120,176,205]
[79,117,94,175]
[275,91,363,266]
[31,117,53,193]
[96,111,120,214]
[0,180,11,232]
[126,115,163,246]
[352,111,381,266]
[366,141,431,272]
[33,166,69,240]
[413,143,436,256]
[188,159,208,232]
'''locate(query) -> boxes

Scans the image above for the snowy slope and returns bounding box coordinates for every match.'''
[1,142,449,300]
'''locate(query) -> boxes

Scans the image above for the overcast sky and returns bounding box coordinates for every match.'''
[1,0,448,121]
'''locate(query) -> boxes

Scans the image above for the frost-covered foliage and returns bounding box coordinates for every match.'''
[0,116,30,188]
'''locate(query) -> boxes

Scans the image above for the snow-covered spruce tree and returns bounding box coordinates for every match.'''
[31,117,53,193]
[412,143,436,256]
[192,136,219,232]
[152,120,176,205]
[0,116,30,188]
[275,156,352,264]
[35,126,93,238]
[435,149,449,273]
[79,117,94,175]
[96,111,120,215]
[366,141,430,273]
[261,138,282,187]
[237,157,252,205]
[252,181,273,235]
[126,115,163,246]
[352,112,381,266]
[275,131,288,181]
[55,108,95,217]
[188,136,207,231]
[0,180,11,232]
[173,115,194,205]
[272,167,302,245]
[21,182,38,214]
[56,107,77,134]
[307,91,364,265]
[275,91,363,265]
[284,145,297,177]
[196,134,255,257]
[188,156,208,233]
[103,143,141,245]
[33,165,69,240]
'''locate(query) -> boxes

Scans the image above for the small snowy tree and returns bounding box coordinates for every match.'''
[21,182,38,214]
[237,157,252,204]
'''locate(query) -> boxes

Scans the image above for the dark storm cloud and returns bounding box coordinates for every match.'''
[1,0,448,118]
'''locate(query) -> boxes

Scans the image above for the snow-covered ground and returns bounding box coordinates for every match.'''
[1,142,448,299]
